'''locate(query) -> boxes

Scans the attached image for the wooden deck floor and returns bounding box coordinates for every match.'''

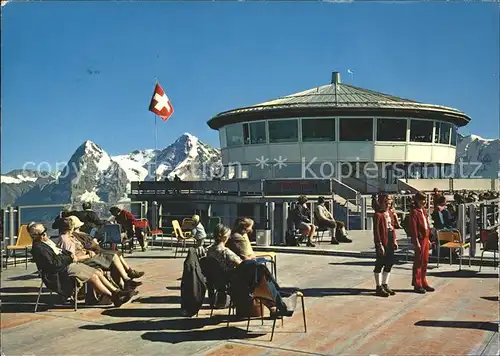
[1,248,498,356]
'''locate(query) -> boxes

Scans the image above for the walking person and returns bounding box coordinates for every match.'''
[409,192,435,294]
[373,194,399,297]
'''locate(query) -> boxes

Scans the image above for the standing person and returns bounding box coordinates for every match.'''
[109,206,144,252]
[409,192,435,294]
[373,194,399,297]
[191,214,207,248]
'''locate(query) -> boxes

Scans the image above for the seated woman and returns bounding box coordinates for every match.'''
[207,224,242,273]
[71,216,145,279]
[227,217,268,261]
[59,216,143,291]
[191,214,207,248]
[293,195,316,247]
[28,221,135,307]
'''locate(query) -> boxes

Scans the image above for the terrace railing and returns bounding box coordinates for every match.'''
[131,178,359,202]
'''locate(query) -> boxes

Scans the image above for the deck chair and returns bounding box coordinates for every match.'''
[100,224,125,252]
[34,271,85,312]
[199,256,231,317]
[479,229,498,272]
[6,224,33,269]
[436,230,470,270]
[173,220,194,258]
[313,213,328,245]
[246,274,306,341]
[227,264,307,341]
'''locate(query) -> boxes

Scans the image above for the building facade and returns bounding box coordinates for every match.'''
[208,72,471,193]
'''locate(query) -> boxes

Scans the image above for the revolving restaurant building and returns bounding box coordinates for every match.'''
[207,72,471,193]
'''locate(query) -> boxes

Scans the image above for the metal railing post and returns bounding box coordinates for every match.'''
[345,201,350,230]
[9,206,15,244]
[469,204,477,258]
[269,202,275,245]
[457,203,466,270]
[282,202,288,245]
[361,196,367,230]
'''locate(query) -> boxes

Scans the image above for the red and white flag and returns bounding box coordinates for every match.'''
[149,82,174,121]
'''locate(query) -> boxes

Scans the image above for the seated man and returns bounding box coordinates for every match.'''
[431,195,459,258]
[292,195,316,247]
[431,196,456,230]
[29,221,135,307]
[78,202,104,235]
[64,216,144,289]
[191,214,207,248]
[314,196,352,244]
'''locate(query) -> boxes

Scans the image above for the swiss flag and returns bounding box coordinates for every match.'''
[149,82,174,121]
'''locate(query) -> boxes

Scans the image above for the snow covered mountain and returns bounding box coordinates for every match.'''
[455,134,500,179]
[2,133,221,207]
[0,169,56,207]
[2,132,498,207]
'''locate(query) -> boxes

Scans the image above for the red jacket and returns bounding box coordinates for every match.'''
[116,209,136,232]
[409,207,431,244]
[373,210,397,248]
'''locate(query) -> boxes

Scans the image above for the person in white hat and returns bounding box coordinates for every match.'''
[59,216,145,291]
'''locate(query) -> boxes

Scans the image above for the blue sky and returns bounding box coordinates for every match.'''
[1,1,499,173]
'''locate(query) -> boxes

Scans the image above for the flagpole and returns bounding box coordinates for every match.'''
[154,77,159,182]
[154,113,158,181]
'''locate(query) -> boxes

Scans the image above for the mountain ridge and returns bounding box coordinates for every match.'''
[1,132,498,207]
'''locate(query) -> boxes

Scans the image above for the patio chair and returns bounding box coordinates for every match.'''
[173,220,194,258]
[227,263,307,341]
[436,230,470,270]
[100,224,125,252]
[313,214,328,245]
[479,229,498,272]
[6,224,32,269]
[34,270,85,312]
[199,256,231,317]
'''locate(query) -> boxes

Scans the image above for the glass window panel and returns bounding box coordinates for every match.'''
[268,119,298,143]
[302,118,336,142]
[226,124,244,147]
[450,126,457,146]
[339,118,373,141]
[410,120,433,143]
[243,123,250,145]
[439,122,451,144]
[249,122,266,144]
[376,118,407,141]
[434,122,441,143]
[219,127,227,148]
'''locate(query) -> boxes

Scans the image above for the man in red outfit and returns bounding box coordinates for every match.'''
[409,192,435,294]
[109,206,144,252]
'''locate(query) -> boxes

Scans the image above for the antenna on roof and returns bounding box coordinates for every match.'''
[332,71,340,105]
